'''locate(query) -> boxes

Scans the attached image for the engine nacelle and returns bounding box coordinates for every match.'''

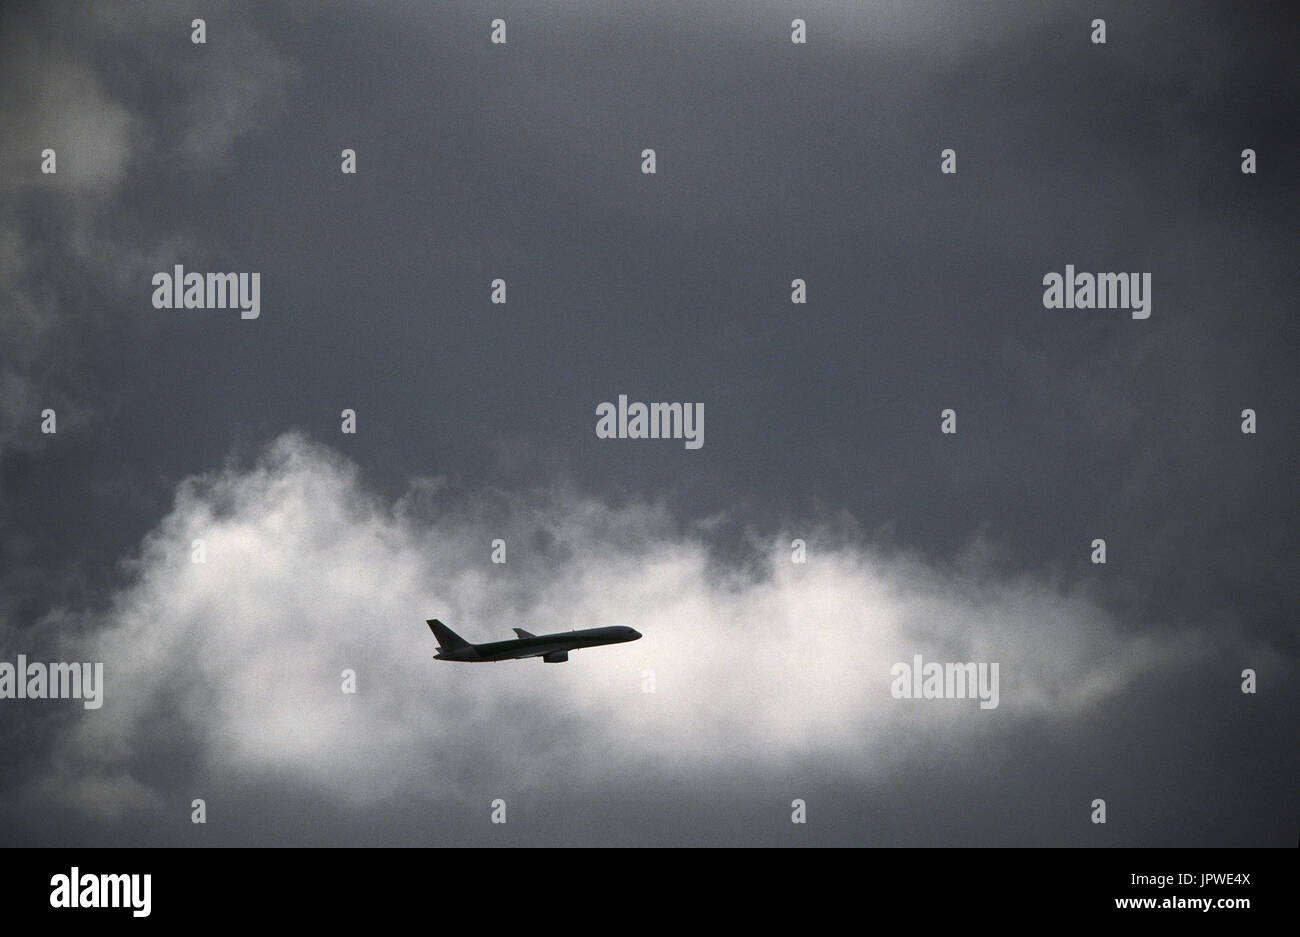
[543,651,569,663]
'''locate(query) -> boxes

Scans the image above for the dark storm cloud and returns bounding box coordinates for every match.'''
[0,0,1295,845]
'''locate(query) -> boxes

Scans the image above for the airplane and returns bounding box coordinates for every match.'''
[427,619,641,663]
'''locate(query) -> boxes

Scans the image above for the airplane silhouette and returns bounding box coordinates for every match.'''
[427,619,641,663]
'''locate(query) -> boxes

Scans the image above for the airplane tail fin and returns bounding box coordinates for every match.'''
[427,619,470,651]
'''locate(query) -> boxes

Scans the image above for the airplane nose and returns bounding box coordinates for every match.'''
[630,629,642,639]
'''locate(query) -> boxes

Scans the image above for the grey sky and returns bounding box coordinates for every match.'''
[0,0,1295,845]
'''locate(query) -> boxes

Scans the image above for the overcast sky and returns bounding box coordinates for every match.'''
[0,0,1295,846]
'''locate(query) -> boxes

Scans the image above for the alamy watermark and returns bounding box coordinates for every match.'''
[151,265,260,319]
[890,654,999,710]
[0,655,103,709]
[50,868,150,917]
[596,394,703,449]
[1042,265,1150,319]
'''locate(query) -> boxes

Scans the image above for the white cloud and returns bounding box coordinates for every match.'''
[32,432,1211,818]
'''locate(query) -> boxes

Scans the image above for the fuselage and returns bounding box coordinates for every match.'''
[434,625,641,662]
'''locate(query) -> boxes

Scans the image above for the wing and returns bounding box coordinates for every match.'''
[513,628,536,638]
